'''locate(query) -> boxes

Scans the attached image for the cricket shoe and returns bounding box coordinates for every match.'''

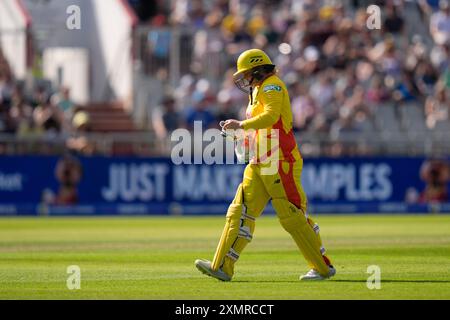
[195,259,231,282]
[300,265,336,281]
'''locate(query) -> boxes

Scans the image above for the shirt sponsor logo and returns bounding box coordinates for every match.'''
[263,84,281,92]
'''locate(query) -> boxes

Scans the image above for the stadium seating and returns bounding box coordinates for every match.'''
[76,102,138,133]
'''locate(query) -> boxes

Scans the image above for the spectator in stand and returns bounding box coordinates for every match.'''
[379,38,402,80]
[425,84,449,129]
[330,112,359,141]
[430,0,450,45]
[152,95,182,139]
[51,86,76,120]
[53,154,83,205]
[0,75,13,108]
[0,70,15,134]
[9,86,34,135]
[322,18,353,70]
[170,0,191,25]
[189,0,207,28]
[0,98,14,133]
[216,91,239,123]
[184,92,217,130]
[182,78,216,130]
[0,50,12,83]
[128,0,168,24]
[384,5,405,34]
[392,71,417,103]
[366,75,390,104]
[414,61,439,96]
[418,159,449,203]
[430,43,450,72]
[32,90,63,135]
[291,83,318,132]
[217,68,246,110]
[173,75,194,108]
[309,71,335,110]
[0,61,14,133]
[66,111,96,155]
[419,0,443,16]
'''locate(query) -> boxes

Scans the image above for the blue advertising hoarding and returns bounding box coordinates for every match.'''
[0,156,449,215]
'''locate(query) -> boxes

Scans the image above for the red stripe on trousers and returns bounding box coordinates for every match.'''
[278,161,302,209]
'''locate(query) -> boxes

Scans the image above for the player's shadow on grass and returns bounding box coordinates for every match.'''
[234,279,450,283]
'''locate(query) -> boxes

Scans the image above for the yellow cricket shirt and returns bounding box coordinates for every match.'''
[241,74,301,163]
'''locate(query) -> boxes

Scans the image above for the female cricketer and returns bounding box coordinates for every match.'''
[195,49,336,281]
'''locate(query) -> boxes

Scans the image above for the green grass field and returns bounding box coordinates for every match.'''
[0,215,449,299]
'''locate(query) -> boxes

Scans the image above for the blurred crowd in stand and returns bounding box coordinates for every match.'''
[132,0,450,156]
[2,0,450,157]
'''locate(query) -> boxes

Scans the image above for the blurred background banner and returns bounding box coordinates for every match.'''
[0,155,448,215]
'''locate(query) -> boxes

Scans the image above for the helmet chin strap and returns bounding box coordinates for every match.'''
[249,77,254,105]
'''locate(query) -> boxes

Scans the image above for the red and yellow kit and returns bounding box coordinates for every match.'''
[211,73,333,278]
[241,74,307,211]
[242,74,301,163]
